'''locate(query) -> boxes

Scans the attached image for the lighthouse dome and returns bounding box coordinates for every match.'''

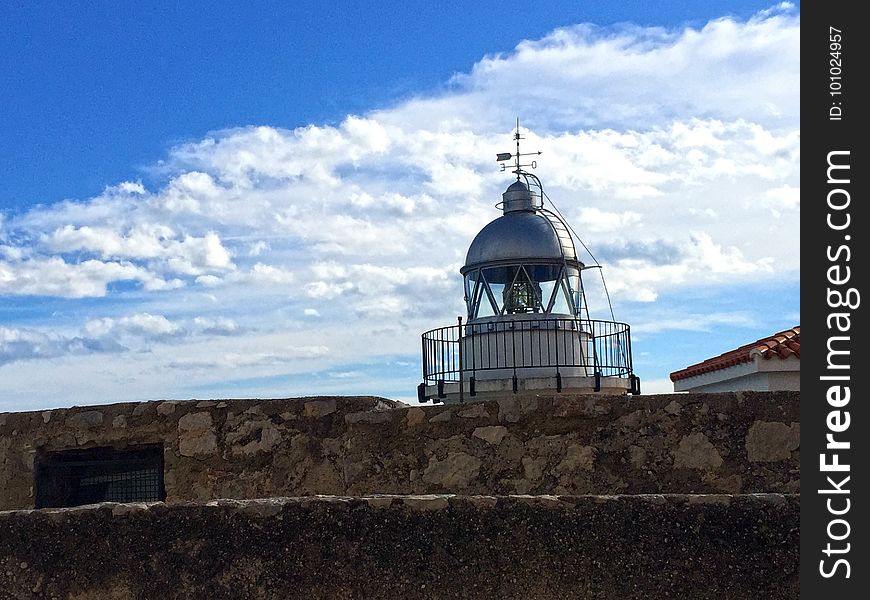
[462,180,580,273]
[462,211,575,270]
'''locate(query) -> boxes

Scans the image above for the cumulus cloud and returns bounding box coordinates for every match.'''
[578,208,642,233]
[43,224,235,277]
[377,6,798,132]
[168,346,329,370]
[83,313,240,341]
[0,314,242,368]
[0,6,799,405]
[0,257,182,298]
[0,326,124,366]
[195,262,294,288]
[598,232,775,303]
[84,313,180,338]
[761,184,800,217]
[631,311,758,335]
[247,240,269,256]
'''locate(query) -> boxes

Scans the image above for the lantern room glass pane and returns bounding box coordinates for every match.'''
[550,278,574,316]
[464,270,477,302]
[482,269,506,315]
[464,270,478,316]
[566,268,581,315]
[476,271,499,318]
[539,279,558,312]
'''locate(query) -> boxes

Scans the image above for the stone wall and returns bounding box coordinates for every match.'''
[0,494,799,599]
[0,392,800,510]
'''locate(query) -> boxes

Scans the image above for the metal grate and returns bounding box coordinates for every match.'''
[77,466,163,504]
[35,444,165,508]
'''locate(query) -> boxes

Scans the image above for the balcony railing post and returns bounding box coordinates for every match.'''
[511,322,518,393]
[421,334,427,383]
[591,320,600,376]
[556,322,563,391]
[457,316,464,404]
[471,323,477,378]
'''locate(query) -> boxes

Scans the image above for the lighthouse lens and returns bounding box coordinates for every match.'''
[504,280,541,313]
[502,266,542,314]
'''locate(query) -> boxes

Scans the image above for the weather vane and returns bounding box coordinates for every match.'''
[496,118,542,179]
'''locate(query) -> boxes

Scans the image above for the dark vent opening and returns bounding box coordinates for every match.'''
[35,444,165,508]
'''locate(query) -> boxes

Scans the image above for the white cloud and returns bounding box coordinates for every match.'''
[0,257,182,298]
[168,346,329,370]
[377,8,798,132]
[248,240,269,256]
[85,313,179,338]
[578,208,642,233]
[164,232,235,275]
[330,370,362,379]
[45,226,235,276]
[83,313,241,341]
[631,311,757,335]
[762,184,800,217]
[47,223,171,259]
[111,181,146,195]
[0,313,243,368]
[305,281,354,299]
[190,317,240,335]
[0,326,124,366]
[194,262,294,288]
[596,232,775,303]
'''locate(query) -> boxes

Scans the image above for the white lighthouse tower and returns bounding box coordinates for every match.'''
[419,126,639,403]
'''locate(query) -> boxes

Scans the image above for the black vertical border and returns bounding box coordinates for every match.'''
[802,2,868,596]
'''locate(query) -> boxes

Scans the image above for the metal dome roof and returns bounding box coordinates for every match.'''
[462,210,579,272]
[505,180,529,193]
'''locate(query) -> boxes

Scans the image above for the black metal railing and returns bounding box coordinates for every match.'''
[421,318,633,386]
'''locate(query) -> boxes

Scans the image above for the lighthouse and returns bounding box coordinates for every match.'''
[419,126,639,403]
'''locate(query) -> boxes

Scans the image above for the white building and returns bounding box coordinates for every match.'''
[669,326,800,393]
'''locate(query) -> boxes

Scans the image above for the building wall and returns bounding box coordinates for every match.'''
[681,371,767,392]
[673,356,800,393]
[766,370,801,391]
[0,391,800,510]
[676,371,800,393]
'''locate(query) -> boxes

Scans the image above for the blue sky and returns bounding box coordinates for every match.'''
[0,2,799,410]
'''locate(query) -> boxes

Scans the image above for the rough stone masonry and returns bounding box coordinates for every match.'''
[0,392,799,509]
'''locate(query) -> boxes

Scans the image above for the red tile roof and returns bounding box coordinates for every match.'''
[669,326,800,382]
